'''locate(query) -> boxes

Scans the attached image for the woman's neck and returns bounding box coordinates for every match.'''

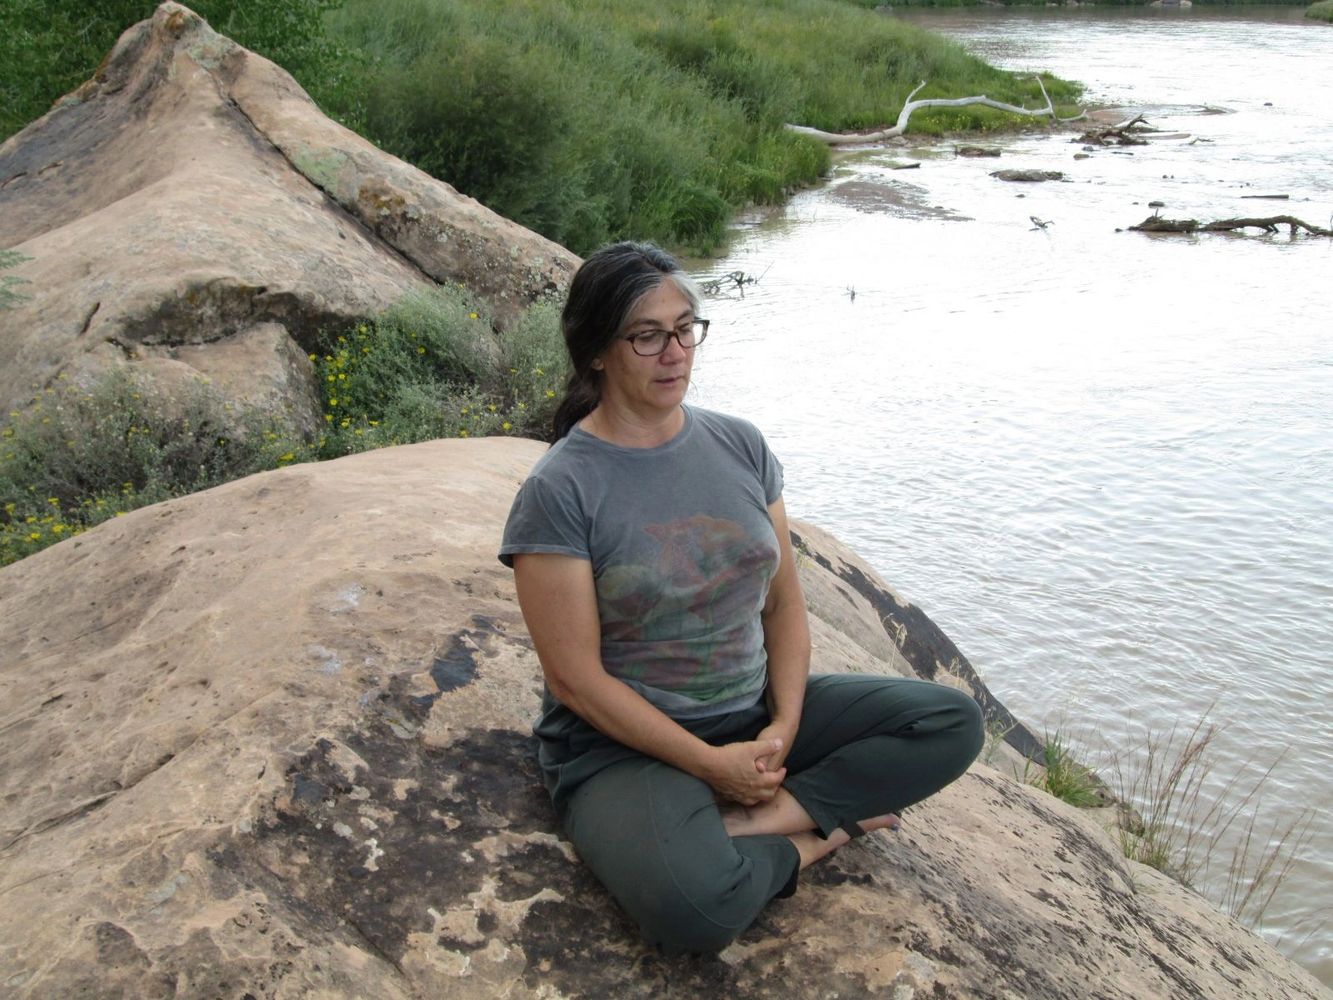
[580,402,685,449]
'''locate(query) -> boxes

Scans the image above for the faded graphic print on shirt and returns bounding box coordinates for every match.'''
[596,513,779,707]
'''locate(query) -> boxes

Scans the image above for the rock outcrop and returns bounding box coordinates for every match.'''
[0,3,579,433]
[2,439,1327,999]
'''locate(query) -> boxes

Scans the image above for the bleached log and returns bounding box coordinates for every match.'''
[785,77,1085,146]
[1128,215,1333,236]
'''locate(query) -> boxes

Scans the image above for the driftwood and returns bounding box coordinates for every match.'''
[786,77,1084,146]
[1128,215,1333,236]
[1076,113,1155,147]
[700,270,761,297]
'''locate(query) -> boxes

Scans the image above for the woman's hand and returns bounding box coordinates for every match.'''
[704,738,788,806]
[753,719,798,775]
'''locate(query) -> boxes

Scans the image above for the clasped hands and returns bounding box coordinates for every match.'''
[704,721,795,806]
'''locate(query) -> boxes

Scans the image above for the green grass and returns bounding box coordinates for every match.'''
[325,0,1080,253]
[1035,731,1103,808]
[1,288,568,567]
[1307,0,1333,22]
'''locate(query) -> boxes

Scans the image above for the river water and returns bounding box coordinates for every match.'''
[688,6,1332,983]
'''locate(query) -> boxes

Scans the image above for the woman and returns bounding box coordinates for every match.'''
[499,242,982,953]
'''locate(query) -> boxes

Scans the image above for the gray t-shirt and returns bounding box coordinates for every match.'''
[499,405,784,719]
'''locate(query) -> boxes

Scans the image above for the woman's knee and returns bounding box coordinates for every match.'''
[640,906,744,955]
[933,683,985,766]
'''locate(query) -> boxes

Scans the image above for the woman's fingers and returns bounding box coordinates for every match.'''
[709,741,787,803]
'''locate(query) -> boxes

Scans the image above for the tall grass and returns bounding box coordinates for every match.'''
[326,0,1082,253]
[1102,716,1317,933]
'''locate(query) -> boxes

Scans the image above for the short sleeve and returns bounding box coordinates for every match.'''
[759,434,784,506]
[498,474,590,568]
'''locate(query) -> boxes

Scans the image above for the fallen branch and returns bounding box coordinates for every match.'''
[1077,113,1154,147]
[700,270,761,297]
[786,77,1085,146]
[1128,215,1333,237]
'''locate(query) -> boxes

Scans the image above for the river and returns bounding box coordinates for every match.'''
[688,5,1332,984]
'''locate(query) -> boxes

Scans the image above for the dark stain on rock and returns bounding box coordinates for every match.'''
[201,672,887,1000]
[426,617,510,696]
[429,636,479,693]
[95,922,151,970]
[791,529,1043,762]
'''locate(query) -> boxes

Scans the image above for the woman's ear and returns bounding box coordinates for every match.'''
[591,358,604,371]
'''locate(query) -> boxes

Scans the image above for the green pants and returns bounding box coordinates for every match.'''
[534,673,984,953]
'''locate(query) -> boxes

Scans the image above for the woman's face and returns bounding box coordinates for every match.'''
[595,280,697,419]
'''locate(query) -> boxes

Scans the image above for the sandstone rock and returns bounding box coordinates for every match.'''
[0,3,579,430]
[1,438,1327,999]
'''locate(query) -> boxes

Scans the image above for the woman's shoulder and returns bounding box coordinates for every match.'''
[688,406,771,449]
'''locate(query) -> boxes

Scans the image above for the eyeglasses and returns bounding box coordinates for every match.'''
[622,319,710,357]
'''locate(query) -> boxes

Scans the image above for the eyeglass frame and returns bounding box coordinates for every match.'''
[620,318,710,357]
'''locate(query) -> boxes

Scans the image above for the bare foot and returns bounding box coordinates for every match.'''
[787,812,902,870]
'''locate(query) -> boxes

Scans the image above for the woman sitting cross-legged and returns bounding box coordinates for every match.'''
[499,241,983,954]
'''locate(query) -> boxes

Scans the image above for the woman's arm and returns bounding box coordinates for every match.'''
[513,551,787,805]
[755,497,812,774]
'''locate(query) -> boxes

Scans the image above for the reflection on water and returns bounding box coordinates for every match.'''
[691,7,1333,984]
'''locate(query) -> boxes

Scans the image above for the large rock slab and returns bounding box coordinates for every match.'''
[1,438,1326,999]
[0,3,578,431]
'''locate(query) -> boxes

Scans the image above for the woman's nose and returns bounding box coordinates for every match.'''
[660,332,689,362]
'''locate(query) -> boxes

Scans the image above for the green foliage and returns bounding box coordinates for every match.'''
[0,289,567,566]
[1307,0,1333,22]
[0,250,30,309]
[308,286,567,458]
[0,372,299,566]
[326,0,1080,253]
[1035,732,1102,808]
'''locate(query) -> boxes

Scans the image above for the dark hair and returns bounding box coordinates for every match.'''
[551,241,700,440]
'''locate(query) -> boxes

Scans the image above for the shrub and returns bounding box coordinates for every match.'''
[1,288,567,566]
[1307,0,1333,22]
[308,286,567,457]
[0,372,301,566]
